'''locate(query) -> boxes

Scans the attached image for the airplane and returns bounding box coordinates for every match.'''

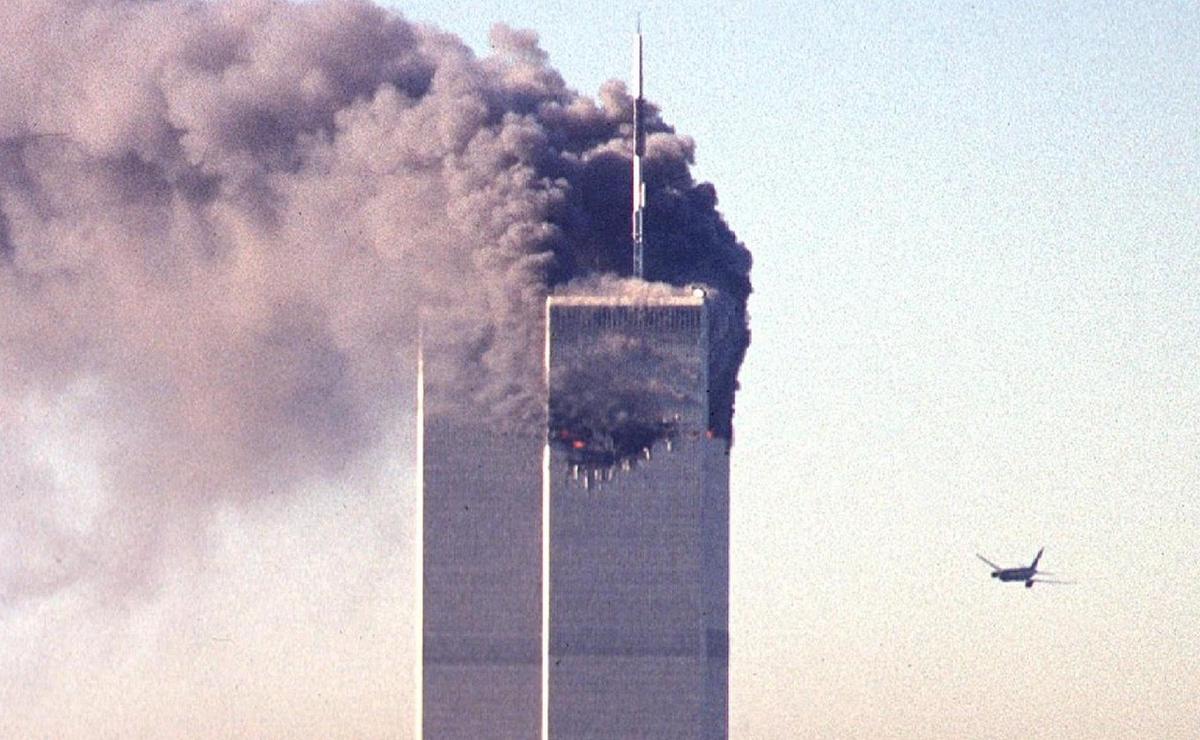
[976,548,1073,588]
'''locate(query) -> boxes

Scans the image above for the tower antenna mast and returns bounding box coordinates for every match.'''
[631,19,646,279]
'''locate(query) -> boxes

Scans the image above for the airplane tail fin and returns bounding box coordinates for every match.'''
[1031,547,1044,570]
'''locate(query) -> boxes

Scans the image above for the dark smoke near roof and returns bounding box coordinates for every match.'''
[0,0,750,604]
[550,286,703,469]
[546,278,738,480]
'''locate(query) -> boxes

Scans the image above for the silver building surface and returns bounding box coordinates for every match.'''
[418,340,543,738]
[419,30,731,737]
[544,292,730,739]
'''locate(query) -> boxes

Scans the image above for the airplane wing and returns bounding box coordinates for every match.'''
[976,554,1002,570]
[1030,578,1075,585]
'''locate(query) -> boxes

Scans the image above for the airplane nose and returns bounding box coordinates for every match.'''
[991,573,998,578]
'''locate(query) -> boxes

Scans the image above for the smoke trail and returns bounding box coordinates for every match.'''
[0,0,750,604]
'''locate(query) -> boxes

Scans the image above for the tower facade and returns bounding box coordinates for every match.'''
[544,292,730,738]
[419,29,732,738]
[418,337,543,738]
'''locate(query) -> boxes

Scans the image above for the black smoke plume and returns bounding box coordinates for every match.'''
[0,0,750,604]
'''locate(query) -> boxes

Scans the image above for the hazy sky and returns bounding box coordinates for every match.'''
[380,2,1200,737]
[4,1,1199,738]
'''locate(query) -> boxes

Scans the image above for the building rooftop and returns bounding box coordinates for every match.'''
[548,287,708,308]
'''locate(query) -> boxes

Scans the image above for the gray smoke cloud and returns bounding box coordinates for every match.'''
[0,0,750,605]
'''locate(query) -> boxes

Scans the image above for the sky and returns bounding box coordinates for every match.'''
[3,1,1200,738]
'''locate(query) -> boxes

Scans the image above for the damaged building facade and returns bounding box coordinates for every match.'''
[544,291,729,738]
[419,23,740,738]
[418,288,729,738]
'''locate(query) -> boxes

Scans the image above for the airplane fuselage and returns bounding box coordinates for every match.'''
[979,544,1046,585]
[992,567,1035,583]
[980,548,1044,588]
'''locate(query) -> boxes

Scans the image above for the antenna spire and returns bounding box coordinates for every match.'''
[631,21,646,279]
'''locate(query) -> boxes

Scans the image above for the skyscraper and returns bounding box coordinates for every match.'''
[419,25,734,738]
[418,333,543,738]
[544,290,729,738]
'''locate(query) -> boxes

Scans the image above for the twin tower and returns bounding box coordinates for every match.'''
[418,290,730,738]
[417,29,729,739]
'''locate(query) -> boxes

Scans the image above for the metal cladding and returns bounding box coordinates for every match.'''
[419,340,544,738]
[544,292,730,738]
